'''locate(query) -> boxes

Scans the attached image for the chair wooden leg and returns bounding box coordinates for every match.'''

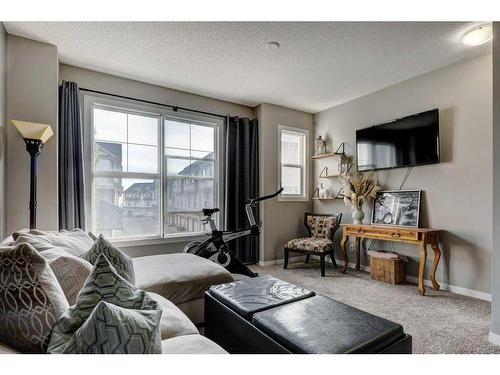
[284,248,289,270]
[320,255,326,277]
[329,251,338,269]
[305,254,311,263]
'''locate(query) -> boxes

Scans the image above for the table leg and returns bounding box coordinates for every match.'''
[418,236,427,296]
[355,237,361,271]
[430,236,441,291]
[340,233,349,273]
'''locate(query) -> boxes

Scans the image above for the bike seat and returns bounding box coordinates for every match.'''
[202,208,220,216]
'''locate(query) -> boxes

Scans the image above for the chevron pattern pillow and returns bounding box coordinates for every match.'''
[81,234,135,284]
[0,243,69,353]
[48,254,162,354]
[63,301,162,354]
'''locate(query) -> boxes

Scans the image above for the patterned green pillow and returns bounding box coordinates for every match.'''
[81,234,135,284]
[48,254,161,354]
[62,301,162,354]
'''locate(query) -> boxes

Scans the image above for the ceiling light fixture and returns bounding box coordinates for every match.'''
[265,41,280,50]
[461,24,492,47]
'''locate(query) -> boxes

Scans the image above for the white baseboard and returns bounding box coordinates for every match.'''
[261,257,492,302]
[334,259,492,301]
[489,331,500,346]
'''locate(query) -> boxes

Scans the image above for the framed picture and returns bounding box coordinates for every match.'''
[371,190,421,228]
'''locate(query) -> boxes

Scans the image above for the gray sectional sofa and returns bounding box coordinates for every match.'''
[0,229,234,354]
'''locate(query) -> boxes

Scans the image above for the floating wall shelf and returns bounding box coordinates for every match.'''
[311,152,341,160]
[312,197,343,201]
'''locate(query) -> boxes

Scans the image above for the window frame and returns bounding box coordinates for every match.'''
[82,94,224,244]
[277,124,309,202]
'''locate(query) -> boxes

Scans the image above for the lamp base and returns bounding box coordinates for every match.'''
[24,138,43,229]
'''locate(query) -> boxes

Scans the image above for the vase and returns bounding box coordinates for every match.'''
[351,207,365,225]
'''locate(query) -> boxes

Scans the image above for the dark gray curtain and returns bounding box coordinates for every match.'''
[224,116,259,264]
[58,81,85,230]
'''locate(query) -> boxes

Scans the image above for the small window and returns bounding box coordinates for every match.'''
[278,125,309,201]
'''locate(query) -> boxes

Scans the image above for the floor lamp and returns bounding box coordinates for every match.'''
[11,120,54,229]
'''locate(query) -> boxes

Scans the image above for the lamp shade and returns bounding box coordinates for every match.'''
[11,120,53,144]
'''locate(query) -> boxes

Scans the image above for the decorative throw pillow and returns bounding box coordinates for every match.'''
[48,254,161,354]
[81,234,135,284]
[47,254,93,306]
[13,229,94,256]
[0,243,69,353]
[62,301,162,354]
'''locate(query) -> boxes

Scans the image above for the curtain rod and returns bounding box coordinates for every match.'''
[79,87,228,120]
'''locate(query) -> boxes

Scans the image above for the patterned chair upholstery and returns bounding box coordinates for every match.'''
[284,213,342,277]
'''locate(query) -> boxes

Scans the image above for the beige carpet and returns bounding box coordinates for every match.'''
[249,261,499,354]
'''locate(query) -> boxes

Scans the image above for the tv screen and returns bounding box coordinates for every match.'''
[356,109,440,172]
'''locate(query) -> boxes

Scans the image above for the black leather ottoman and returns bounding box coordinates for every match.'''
[205,275,412,354]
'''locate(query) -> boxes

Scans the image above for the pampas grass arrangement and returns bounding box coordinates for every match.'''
[339,170,381,210]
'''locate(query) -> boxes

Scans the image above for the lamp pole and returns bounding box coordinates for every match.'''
[24,139,43,229]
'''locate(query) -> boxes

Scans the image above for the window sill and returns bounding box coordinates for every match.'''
[111,232,207,248]
[278,196,310,202]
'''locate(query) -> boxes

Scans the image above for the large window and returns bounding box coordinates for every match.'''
[278,125,309,201]
[85,96,221,240]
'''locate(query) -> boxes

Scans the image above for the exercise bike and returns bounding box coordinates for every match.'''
[184,187,284,278]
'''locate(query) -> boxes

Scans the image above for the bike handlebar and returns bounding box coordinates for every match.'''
[249,187,284,205]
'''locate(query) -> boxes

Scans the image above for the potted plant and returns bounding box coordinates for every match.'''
[340,170,381,224]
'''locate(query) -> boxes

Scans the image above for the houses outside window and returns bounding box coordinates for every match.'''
[84,96,222,240]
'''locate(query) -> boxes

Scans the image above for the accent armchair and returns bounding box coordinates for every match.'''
[284,212,342,276]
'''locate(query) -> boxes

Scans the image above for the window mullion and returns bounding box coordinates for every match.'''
[159,115,165,238]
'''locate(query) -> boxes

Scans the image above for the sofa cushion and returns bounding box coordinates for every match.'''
[134,253,234,305]
[13,229,94,256]
[0,341,20,354]
[147,292,198,340]
[161,334,227,354]
[48,254,159,353]
[0,243,69,353]
[47,254,93,306]
[62,300,162,354]
[81,235,135,284]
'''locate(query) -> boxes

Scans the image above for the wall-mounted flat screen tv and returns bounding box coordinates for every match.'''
[356,109,440,172]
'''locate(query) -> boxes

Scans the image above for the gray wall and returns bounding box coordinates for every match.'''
[59,64,254,257]
[314,53,492,295]
[256,103,314,264]
[491,22,500,343]
[5,35,59,235]
[0,24,6,239]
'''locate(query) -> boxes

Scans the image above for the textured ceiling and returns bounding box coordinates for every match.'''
[4,22,490,113]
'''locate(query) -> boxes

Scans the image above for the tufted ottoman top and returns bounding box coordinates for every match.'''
[208,275,315,320]
[252,295,405,354]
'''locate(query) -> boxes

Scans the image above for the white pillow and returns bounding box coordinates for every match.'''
[14,229,94,256]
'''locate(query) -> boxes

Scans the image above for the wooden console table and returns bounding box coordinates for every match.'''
[340,224,442,296]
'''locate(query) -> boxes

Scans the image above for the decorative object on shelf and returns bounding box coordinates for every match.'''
[314,135,327,156]
[318,183,330,199]
[312,183,330,199]
[372,190,421,227]
[11,120,54,229]
[339,170,381,224]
